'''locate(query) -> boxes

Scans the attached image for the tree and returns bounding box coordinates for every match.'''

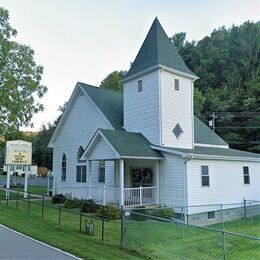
[0,7,47,137]
[100,70,124,91]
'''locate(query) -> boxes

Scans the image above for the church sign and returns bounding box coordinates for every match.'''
[5,140,32,166]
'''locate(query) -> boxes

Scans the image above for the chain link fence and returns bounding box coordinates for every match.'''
[121,203,260,259]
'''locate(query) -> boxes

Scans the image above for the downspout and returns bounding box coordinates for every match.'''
[183,155,192,224]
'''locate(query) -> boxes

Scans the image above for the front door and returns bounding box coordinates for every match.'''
[131,168,153,187]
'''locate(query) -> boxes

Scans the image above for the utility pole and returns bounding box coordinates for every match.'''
[209,112,217,132]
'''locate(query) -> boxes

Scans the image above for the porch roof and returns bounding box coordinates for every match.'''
[84,129,164,160]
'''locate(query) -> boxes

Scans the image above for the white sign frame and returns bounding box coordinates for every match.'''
[5,140,32,199]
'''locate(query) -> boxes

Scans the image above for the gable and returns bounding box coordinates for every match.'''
[87,135,118,160]
[48,85,113,147]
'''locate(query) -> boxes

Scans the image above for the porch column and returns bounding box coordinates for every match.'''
[119,159,124,206]
[156,161,160,204]
[87,160,92,199]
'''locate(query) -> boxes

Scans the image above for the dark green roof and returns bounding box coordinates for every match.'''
[125,18,196,78]
[79,83,228,146]
[99,129,164,158]
[79,82,123,130]
[194,117,228,146]
[166,146,260,159]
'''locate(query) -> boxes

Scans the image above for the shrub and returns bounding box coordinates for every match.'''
[64,199,81,209]
[81,199,99,213]
[96,204,120,220]
[2,171,7,175]
[52,194,66,204]
[21,173,25,177]
[152,208,175,219]
[131,206,148,221]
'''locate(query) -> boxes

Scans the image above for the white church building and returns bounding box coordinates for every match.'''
[48,18,260,224]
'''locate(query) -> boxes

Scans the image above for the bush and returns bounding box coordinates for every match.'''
[131,206,148,221]
[2,171,7,175]
[21,173,25,177]
[52,194,66,204]
[64,199,81,209]
[81,199,99,213]
[152,208,175,219]
[96,204,120,220]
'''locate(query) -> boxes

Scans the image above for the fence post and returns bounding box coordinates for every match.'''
[181,207,184,238]
[220,204,227,260]
[28,192,31,213]
[58,197,61,226]
[42,195,44,221]
[139,186,142,206]
[79,202,82,232]
[16,190,19,209]
[101,206,105,242]
[120,206,125,248]
[103,185,106,206]
[243,198,247,219]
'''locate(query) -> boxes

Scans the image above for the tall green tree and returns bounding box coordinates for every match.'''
[0,7,47,137]
[100,70,124,91]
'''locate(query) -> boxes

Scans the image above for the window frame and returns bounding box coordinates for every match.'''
[61,153,66,181]
[98,160,105,183]
[243,166,250,185]
[207,211,216,219]
[201,165,210,187]
[137,80,143,93]
[173,123,183,139]
[76,146,87,183]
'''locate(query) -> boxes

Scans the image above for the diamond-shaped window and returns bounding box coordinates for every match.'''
[173,124,183,139]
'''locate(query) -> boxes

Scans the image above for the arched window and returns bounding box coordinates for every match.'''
[76,146,87,183]
[77,146,86,163]
[61,154,66,181]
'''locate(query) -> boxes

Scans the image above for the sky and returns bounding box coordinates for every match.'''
[1,0,260,131]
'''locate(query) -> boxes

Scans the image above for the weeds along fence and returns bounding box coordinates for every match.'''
[0,188,110,242]
[121,207,260,260]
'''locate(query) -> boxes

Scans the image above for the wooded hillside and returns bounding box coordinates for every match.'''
[170,21,259,152]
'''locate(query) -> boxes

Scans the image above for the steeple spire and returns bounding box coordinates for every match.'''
[124,18,196,79]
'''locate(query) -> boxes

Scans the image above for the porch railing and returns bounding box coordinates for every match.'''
[124,186,157,207]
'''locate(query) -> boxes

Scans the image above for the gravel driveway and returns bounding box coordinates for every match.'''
[0,176,47,187]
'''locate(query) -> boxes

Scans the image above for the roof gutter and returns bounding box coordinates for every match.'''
[121,64,199,84]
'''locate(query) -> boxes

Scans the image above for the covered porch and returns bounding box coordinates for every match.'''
[82,129,164,207]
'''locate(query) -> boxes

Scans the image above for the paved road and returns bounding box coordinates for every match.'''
[0,225,78,260]
[0,176,47,187]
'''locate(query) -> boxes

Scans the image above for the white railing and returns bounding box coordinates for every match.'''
[124,186,157,207]
[87,186,119,206]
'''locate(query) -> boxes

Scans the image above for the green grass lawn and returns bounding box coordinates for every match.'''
[0,200,142,259]
[0,199,259,260]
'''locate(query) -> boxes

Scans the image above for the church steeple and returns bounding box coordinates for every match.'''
[124,17,196,79]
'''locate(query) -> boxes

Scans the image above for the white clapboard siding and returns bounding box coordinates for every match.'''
[53,90,115,197]
[87,137,118,160]
[160,70,193,149]
[159,152,186,207]
[186,159,260,214]
[123,71,160,145]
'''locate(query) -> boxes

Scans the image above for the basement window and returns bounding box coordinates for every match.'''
[138,80,143,92]
[243,166,250,184]
[174,79,180,91]
[201,166,210,187]
[207,211,216,219]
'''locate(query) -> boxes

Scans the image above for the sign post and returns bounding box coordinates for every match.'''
[5,140,32,199]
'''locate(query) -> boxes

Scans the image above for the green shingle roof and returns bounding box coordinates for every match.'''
[80,83,229,146]
[79,82,123,130]
[99,129,164,158]
[166,146,260,159]
[125,17,196,79]
[194,117,228,146]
